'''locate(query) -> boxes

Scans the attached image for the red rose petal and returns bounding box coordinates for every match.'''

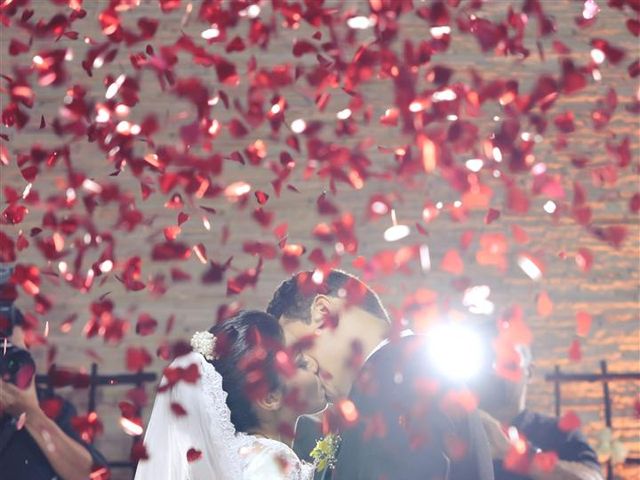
[71,412,104,444]
[177,212,189,225]
[568,339,582,362]
[558,410,581,431]
[255,191,270,205]
[130,441,148,462]
[553,111,575,133]
[125,347,152,372]
[484,208,501,225]
[575,248,593,272]
[591,38,626,65]
[630,193,640,213]
[163,225,181,241]
[151,242,191,261]
[0,231,16,262]
[440,249,464,275]
[532,451,558,473]
[576,311,592,337]
[136,314,158,336]
[511,225,530,244]
[292,39,317,57]
[170,402,188,416]
[536,291,553,317]
[186,448,202,463]
[40,397,64,419]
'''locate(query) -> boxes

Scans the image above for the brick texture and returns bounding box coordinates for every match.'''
[1,1,638,478]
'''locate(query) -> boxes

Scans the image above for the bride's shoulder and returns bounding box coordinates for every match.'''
[240,436,314,480]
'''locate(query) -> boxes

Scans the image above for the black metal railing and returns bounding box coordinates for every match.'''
[545,360,640,480]
[36,363,158,474]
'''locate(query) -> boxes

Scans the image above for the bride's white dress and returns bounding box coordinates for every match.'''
[134,352,314,480]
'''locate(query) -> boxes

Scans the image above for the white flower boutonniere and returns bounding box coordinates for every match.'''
[310,433,341,472]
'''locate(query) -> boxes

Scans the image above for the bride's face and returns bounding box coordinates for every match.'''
[281,354,327,415]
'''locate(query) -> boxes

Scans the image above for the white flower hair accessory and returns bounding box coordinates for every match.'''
[190,331,218,361]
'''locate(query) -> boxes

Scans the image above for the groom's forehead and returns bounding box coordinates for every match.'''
[281,317,315,344]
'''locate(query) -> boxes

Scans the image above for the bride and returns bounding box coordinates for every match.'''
[134,310,328,479]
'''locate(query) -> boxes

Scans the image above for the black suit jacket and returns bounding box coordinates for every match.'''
[294,335,494,480]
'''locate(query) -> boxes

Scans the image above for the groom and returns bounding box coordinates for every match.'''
[267,270,494,480]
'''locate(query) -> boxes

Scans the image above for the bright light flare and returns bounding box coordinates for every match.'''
[492,147,503,162]
[347,16,374,29]
[291,118,306,133]
[22,183,33,199]
[82,179,103,194]
[224,181,251,201]
[582,0,600,19]
[463,285,494,315]
[543,200,557,214]
[246,4,260,18]
[337,108,352,120]
[590,48,605,64]
[517,255,543,281]
[105,74,125,99]
[201,26,220,39]
[465,158,484,173]
[384,209,410,242]
[371,201,389,215]
[419,245,431,272]
[432,88,457,102]
[426,324,484,382]
[430,25,451,38]
[99,260,113,273]
[312,269,324,284]
[119,417,144,436]
[384,225,410,242]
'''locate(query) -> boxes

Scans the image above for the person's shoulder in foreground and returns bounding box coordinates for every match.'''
[514,409,600,470]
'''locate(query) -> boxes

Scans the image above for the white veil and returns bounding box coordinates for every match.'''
[134,351,246,480]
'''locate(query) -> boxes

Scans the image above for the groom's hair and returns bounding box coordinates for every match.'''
[267,270,390,324]
[209,310,284,433]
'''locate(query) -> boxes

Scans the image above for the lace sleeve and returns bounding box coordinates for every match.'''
[241,437,316,480]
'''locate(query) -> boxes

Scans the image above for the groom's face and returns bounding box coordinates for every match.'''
[279,296,372,402]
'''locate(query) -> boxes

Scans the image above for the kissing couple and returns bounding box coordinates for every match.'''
[135,270,494,480]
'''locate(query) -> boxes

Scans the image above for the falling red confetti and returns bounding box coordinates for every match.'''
[575,311,593,337]
[484,208,501,225]
[536,291,553,318]
[125,346,152,372]
[130,440,149,462]
[186,448,202,462]
[568,339,582,362]
[532,451,558,473]
[558,410,582,432]
[575,248,594,272]
[136,313,158,336]
[336,399,359,427]
[440,249,464,276]
[170,402,188,416]
[71,412,104,443]
[40,397,64,419]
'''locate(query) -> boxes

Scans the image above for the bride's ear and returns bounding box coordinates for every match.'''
[257,391,282,411]
[310,295,332,328]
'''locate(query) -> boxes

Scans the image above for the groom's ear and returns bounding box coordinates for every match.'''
[257,391,282,411]
[310,295,332,328]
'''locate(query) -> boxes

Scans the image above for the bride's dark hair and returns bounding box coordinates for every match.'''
[208,310,284,433]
